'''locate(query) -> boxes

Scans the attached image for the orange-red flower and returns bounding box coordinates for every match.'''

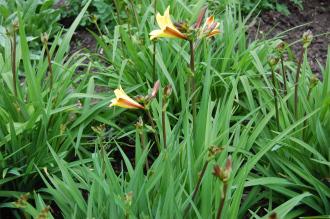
[110,87,144,109]
[149,6,188,40]
[202,16,220,38]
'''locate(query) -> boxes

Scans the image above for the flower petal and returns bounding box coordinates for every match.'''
[208,29,220,37]
[150,29,164,40]
[116,98,144,109]
[163,26,188,40]
[110,87,144,109]
[156,6,173,29]
[151,6,187,40]
[205,16,215,28]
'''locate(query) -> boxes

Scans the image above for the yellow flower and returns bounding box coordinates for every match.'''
[149,6,188,40]
[203,16,220,38]
[110,87,144,109]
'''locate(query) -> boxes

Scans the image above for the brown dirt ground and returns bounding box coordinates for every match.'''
[248,0,330,75]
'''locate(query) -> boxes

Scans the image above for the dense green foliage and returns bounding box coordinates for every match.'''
[238,0,303,15]
[0,0,61,47]
[56,0,116,27]
[0,0,329,218]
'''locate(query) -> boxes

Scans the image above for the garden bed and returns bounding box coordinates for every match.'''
[249,0,330,74]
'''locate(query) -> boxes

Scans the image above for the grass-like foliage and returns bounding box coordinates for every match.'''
[0,0,329,218]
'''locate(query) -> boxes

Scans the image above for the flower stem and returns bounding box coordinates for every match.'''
[11,30,17,97]
[271,67,280,130]
[93,20,103,37]
[184,160,209,217]
[189,40,196,132]
[216,182,228,219]
[45,43,53,91]
[146,109,160,150]
[303,84,314,139]
[153,42,156,81]
[129,0,139,26]
[162,98,167,148]
[294,47,305,119]
[280,57,287,96]
[113,0,121,25]
[152,0,157,82]
[139,127,149,171]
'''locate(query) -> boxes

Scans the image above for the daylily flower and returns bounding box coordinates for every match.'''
[110,87,144,109]
[149,6,188,40]
[202,16,220,38]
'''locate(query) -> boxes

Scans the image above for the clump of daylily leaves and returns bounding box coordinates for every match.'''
[110,6,220,148]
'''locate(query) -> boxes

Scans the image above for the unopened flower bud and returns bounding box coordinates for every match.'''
[91,124,106,135]
[12,19,19,31]
[309,75,319,89]
[268,55,279,67]
[60,124,66,135]
[14,193,29,208]
[135,95,145,103]
[36,206,50,219]
[269,212,278,219]
[224,156,232,181]
[174,21,189,33]
[91,14,98,23]
[135,117,144,129]
[194,6,207,28]
[207,146,223,161]
[275,41,286,54]
[164,85,172,97]
[151,80,160,98]
[41,33,49,44]
[213,156,232,182]
[302,30,313,48]
[123,192,133,207]
[212,165,222,178]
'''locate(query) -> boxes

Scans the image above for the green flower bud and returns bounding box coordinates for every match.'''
[41,33,49,44]
[302,30,313,48]
[268,55,279,67]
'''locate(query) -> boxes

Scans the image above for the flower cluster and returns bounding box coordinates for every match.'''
[212,156,232,182]
[109,6,220,110]
[149,6,220,41]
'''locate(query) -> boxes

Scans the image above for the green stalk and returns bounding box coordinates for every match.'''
[92,18,103,37]
[125,7,132,39]
[153,41,157,81]
[280,57,287,96]
[152,0,157,81]
[271,67,280,130]
[139,125,149,171]
[129,0,139,26]
[113,0,121,25]
[162,97,167,148]
[189,40,196,132]
[146,109,160,150]
[294,47,305,119]
[11,30,17,97]
[216,182,228,219]
[303,80,316,139]
[45,42,53,91]
[183,160,209,217]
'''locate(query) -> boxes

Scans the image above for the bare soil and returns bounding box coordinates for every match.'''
[249,0,330,75]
